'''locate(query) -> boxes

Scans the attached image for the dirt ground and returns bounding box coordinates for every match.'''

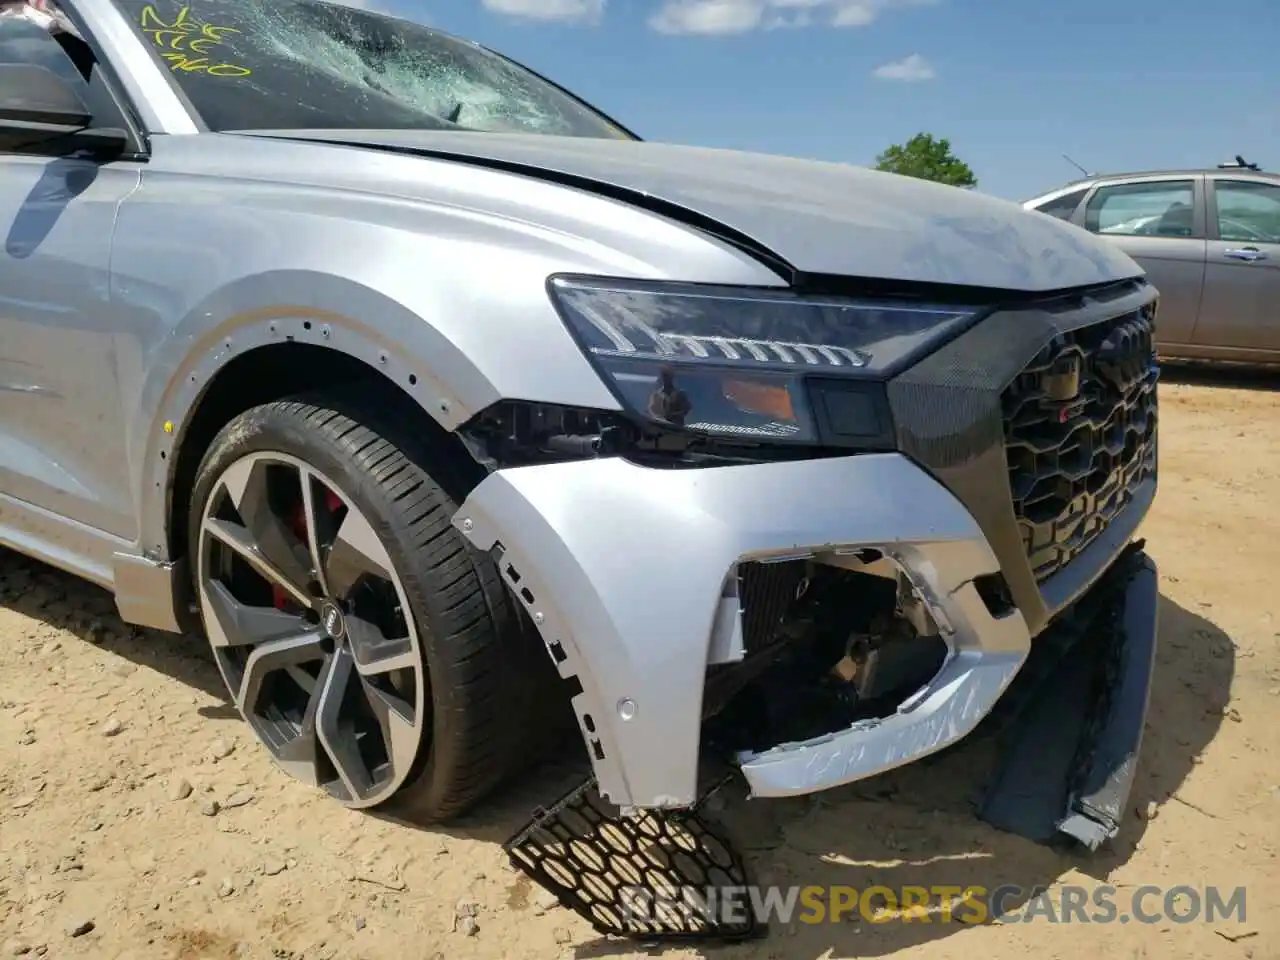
[2,368,1278,960]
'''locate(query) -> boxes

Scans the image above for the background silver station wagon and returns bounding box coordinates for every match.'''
[1026,159,1280,364]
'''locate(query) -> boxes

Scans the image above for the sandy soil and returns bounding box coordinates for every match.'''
[2,368,1278,960]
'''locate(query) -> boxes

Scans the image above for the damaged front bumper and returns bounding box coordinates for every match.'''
[504,547,1157,942]
[454,451,1033,812]
[455,452,1160,940]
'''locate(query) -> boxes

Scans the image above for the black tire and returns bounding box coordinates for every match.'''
[188,389,556,821]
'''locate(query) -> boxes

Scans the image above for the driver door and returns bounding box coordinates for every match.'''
[0,12,144,544]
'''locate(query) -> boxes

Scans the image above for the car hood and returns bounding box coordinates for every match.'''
[235,129,1142,294]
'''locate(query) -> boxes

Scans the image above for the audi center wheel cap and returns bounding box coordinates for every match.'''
[319,600,347,642]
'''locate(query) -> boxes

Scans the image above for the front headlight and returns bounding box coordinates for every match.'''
[549,276,980,445]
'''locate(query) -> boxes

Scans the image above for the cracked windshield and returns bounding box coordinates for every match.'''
[111,0,632,136]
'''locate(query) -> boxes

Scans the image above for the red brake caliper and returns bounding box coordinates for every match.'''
[270,490,343,610]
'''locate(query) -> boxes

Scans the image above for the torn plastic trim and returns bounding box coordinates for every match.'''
[975,541,1157,850]
[735,541,1032,798]
[1056,549,1158,849]
[452,451,1021,810]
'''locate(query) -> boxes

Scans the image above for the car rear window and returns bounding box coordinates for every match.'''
[1033,188,1087,221]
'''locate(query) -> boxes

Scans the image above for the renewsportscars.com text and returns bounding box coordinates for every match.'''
[619,883,1247,926]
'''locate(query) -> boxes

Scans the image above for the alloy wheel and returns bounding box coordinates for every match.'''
[196,452,426,808]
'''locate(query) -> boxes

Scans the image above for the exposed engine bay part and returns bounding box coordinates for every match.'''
[702,552,952,758]
[816,549,948,703]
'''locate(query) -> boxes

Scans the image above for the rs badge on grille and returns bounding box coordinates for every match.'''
[1038,353,1087,423]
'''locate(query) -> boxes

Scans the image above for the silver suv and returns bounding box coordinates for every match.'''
[1,0,1160,938]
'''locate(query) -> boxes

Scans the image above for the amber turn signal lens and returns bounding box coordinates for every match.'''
[722,378,797,422]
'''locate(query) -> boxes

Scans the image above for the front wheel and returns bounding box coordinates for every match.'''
[188,394,537,818]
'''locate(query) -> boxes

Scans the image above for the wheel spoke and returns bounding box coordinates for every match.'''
[315,647,374,801]
[324,507,394,599]
[347,612,417,677]
[236,630,327,715]
[299,468,334,597]
[274,668,325,787]
[216,457,316,603]
[204,517,314,610]
[361,677,418,776]
[203,579,309,649]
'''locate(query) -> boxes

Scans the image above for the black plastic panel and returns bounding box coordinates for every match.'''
[1003,310,1157,582]
[505,777,760,940]
[887,279,1159,637]
[738,560,806,652]
[806,378,897,450]
[977,543,1156,848]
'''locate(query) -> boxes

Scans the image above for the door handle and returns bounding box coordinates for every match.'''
[1224,247,1267,262]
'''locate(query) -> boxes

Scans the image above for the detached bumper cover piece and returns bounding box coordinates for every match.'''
[504,777,762,941]
[454,452,1031,811]
[1061,550,1159,846]
[979,544,1159,849]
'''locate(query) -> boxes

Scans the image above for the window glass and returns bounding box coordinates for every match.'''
[1214,180,1280,244]
[0,12,84,87]
[1085,181,1197,238]
[110,0,633,139]
[1034,188,1087,221]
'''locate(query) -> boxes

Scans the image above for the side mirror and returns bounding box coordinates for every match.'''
[0,62,127,157]
[0,62,92,129]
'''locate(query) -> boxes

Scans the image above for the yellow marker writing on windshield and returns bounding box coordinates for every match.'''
[139,5,252,78]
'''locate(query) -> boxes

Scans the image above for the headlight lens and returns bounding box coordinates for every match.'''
[549,276,979,444]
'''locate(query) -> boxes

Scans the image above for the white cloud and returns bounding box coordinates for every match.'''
[650,0,937,36]
[482,0,605,23]
[329,0,397,11]
[872,52,935,81]
[650,0,760,33]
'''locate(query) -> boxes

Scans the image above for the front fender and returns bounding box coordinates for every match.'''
[108,132,785,585]
[111,191,644,559]
[119,270,542,558]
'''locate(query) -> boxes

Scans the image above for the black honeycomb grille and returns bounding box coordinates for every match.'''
[1002,305,1158,583]
[505,778,759,940]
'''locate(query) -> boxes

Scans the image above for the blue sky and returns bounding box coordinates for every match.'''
[363,0,1278,201]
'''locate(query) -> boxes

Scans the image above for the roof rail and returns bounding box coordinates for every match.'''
[1218,155,1262,171]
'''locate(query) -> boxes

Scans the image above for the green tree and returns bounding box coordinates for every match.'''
[874,133,977,189]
